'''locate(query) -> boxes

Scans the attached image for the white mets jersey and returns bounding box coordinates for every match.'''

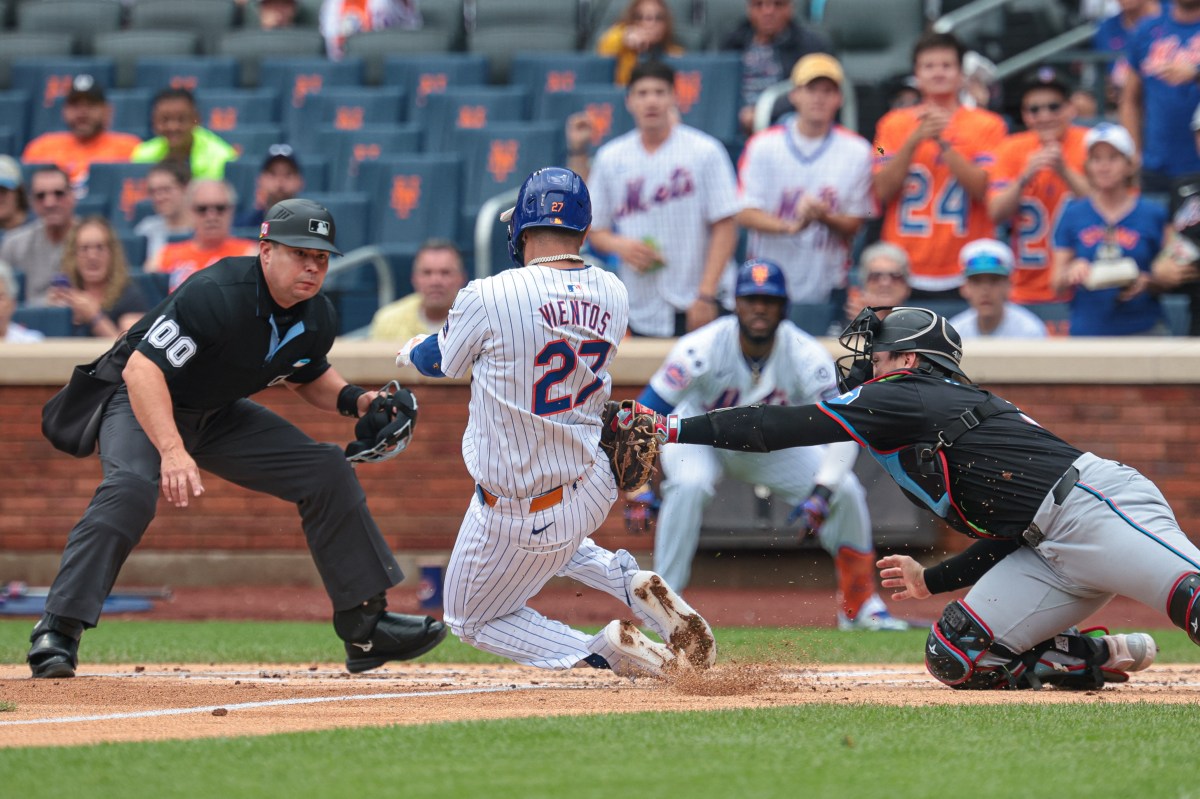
[589,124,740,337]
[737,123,874,303]
[438,264,629,498]
[647,316,840,416]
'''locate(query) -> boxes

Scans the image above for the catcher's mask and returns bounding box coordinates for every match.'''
[836,307,968,392]
[345,381,418,465]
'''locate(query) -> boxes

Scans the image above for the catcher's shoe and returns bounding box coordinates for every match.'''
[1100,632,1157,673]
[600,619,677,678]
[27,615,84,679]
[628,571,716,668]
[344,612,447,674]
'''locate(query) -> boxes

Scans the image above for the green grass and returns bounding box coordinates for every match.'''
[4,619,1199,665]
[3,621,1198,799]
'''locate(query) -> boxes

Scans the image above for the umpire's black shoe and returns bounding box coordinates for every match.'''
[27,615,84,679]
[344,613,447,674]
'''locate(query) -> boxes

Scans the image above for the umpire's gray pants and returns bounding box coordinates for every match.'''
[964,451,1200,655]
[45,387,402,626]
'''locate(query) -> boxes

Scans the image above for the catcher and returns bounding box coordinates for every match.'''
[396,166,715,677]
[30,198,445,679]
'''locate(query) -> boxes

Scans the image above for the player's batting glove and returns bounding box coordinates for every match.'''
[789,485,833,539]
[623,485,660,535]
[395,334,430,369]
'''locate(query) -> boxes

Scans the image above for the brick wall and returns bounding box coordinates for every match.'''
[3,380,1199,557]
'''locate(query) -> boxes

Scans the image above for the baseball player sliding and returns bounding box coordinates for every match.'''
[396,167,715,677]
[638,259,907,630]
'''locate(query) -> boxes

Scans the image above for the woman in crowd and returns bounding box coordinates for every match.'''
[1052,123,1169,335]
[133,162,193,268]
[596,0,684,86]
[49,217,149,339]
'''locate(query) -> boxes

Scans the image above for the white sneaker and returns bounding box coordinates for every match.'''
[1101,633,1157,672]
[628,571,717,668]
[602,619,676,678]
[837,596,911,631]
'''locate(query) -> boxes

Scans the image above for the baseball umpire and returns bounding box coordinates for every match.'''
[29,198,445,679]
[656,306,1192,690]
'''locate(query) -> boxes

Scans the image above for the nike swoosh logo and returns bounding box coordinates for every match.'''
[531,523,552,536]
[352,641,373,652]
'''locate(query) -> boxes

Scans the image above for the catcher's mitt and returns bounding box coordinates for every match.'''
[600,400,662,491]
[345,381,419,464]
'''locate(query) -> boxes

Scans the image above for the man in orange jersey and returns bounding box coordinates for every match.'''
[21,75,141,195]
[146,179,257,291]
[873,31,1007,300]
[987,67,1089,307]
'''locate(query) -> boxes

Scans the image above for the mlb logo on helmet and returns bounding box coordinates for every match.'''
[309,219,331,236]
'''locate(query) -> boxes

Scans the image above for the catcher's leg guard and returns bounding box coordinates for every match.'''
[334,593,447,674]
[925,601,1029,689]
[27,613,85,679]
[1167,573,1200,646]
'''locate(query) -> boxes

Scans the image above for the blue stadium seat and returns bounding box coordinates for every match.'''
[128,0,239,55]
[1023,302,1071,336]
[12,306,72,337]
[788,301,837,337]
[509,53,616,117]
[321,125,422,192]
[358,154,463,247]
[118,232,149,272]
[0,126,13,158]
[0,91,30,152]
[213,124,286,166]
[194,88,281,137]
[214,29,328,87]
[86,162,154,230]
[537,85,634,151]
[75,194,108,219]
[134,56,239,94]
[382,53,488,125]
[288,86,405,154]
[260,57,365,146]
[664,54,742,145]
[93,30,202,89]
[302,192,370,253]
[16,0,124,56]
[344,5,468,85]
[450,123,561,215]
[223,154,331,220]
[131,271,170,307]
[0,33,74,95]
[467,0,581,84]
[1162,293,1192,336]
[422,87,529,154]
[10,58,116,144]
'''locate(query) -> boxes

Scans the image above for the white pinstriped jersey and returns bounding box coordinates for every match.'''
[588,124,740,337]
[738,123,874,303]
[437,264,629,498]
[648,316,839,416]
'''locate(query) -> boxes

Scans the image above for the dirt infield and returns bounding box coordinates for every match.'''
[3,661,1199,749]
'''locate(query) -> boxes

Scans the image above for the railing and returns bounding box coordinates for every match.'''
[474,187,520,280]
[324,245,395,338]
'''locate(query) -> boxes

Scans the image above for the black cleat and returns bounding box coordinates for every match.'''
[344,613,447,673]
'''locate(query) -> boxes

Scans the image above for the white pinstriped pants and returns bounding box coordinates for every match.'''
[443,455,666,669]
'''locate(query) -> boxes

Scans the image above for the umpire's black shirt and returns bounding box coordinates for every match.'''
[118,257,336,410]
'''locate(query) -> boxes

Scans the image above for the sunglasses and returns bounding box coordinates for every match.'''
[865,270,905,283]
[34,189,68,201]
[1024,101,1064,116]
[193,203,230,215]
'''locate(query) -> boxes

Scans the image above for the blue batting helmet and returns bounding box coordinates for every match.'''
[501,167,591,267]
[735,259,788,300]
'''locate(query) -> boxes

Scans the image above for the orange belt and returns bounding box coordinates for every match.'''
[476,485,564,513]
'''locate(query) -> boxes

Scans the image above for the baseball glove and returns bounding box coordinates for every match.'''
[345,381,419,464]
[600,400,662,491]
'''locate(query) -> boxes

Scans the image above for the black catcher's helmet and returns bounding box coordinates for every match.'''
[836,306,968,391]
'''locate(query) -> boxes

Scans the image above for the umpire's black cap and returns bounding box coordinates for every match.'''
[259,198,341,256]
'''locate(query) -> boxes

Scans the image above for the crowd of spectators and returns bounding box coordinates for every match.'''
[0,1,1198,342]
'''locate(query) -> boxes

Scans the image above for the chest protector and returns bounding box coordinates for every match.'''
[871,389,1019,538]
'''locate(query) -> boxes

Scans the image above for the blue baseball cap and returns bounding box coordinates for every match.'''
[960,239,1013,278]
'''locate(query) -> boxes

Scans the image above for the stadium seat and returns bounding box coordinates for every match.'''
[16,0,124,56]
[86,162,154,230]
[0,91,30,153]
[703,0,760,49]
[422,86,530,155]
[509,54,616,118]
[12,306,72,337]
[288,86,405,155]
[321,125,422,192]
[1162,294,1192,337]
[94,32,203,90]
[914,297,970,320]
[383,53,488,126]
[818,0,925,87]
[537,85,634,151]
[302,191,370,253]
[358,154,463,247]
[664,53,741,145]
[260,57,365,145]
[0,126,13,158]
[128,0,239,55]
[11,59,117,144]
[1024,302,1071,337]
[218,124,287,164]
[134,56,239,95]
[0,33,74,92]
[223,154,330,219]
[214,29,328,87]
[344,0,467,85]
[131,271,171,306]
[468,0,581,84]
[195,88,281,135]
[788,301,837,337]
[27,88,150,143]
[118,232,150,272]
